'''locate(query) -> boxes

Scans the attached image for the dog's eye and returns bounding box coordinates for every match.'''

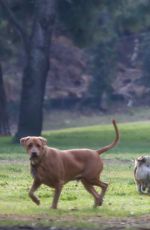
[36,144,41,148]
[28,143,33,148]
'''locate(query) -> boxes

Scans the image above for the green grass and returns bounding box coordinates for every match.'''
[0,120,150,228]
[43,120,150,159]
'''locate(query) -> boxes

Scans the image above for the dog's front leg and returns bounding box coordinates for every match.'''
[29,180,41,205]
[51,182,63,209]
[137,183,143,194]
[148,186,150,194]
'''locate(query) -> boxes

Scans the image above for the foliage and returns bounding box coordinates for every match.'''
[1,0,150,135]
[0,20,11,57]
[57,1,121,107]
[0,64,10,135]
[142,33,150,86]
[57,0,101,47]
[0,0,35,57]
[89,39,117,107]
[88,0,150,106]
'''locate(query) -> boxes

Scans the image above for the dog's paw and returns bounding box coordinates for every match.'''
[93,198,103,208]
[97,198,103,206]
[35,199,40,206]
[50,204,57,209]
[98,201,103,206]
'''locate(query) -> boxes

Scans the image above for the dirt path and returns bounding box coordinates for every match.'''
[0,214,150,230]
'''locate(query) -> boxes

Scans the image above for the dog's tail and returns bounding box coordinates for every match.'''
[96,119,119,155]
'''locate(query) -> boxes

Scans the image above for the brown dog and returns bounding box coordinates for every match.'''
[20,120,119,209]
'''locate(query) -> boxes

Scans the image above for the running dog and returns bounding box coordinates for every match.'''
[20,120,119,209]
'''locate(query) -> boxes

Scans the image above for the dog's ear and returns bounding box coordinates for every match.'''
[137,156,145,163]
[20,136,30,146]
[38,137,47,146]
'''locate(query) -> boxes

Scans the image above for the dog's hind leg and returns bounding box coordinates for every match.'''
[51,182,63,209]
[29,180,41,205]
[81,180,100,207]
[137,183,143,194]
[91,179,108,206]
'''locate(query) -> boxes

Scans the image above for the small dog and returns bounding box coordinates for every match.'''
[134,156,150,194]
[20,120,119,209]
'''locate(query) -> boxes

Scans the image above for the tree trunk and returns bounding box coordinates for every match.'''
[15,0,56,140]
[0,63,10,136]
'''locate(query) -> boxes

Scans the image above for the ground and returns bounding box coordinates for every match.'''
[1,118,150,230]
[0,215,150,230]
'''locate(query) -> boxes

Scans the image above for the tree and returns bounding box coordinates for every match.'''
[142,34,150,87]
[89,39,117,109]
[16,0,57,140]
[0,0,57,140]
[1,0,150,138]
[0,63,10,136]
[58,0,101,47]
[88,0,150,108]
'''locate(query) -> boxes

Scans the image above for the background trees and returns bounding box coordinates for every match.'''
[0,63,10,135]
[0,0,57,140]
[0,0,150,139]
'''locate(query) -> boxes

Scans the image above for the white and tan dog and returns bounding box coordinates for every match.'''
[134,156,150,194]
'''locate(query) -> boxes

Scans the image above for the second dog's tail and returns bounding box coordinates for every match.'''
[96,119,119,155]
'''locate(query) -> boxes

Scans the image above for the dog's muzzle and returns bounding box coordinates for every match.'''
[30,152,38,160]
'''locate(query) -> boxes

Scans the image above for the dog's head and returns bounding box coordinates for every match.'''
[20,136,47,165]
[135,155,150,167]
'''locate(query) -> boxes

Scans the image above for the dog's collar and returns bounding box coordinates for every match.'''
[30,159,41,167]
[30,162,37,167]
[30,149,46,167]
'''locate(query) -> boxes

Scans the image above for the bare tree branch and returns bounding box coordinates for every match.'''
[0,0,29,52]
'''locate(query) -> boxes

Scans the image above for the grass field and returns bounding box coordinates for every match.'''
[0,120,150,228]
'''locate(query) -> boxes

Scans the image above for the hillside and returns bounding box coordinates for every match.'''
[2,34,150,111]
